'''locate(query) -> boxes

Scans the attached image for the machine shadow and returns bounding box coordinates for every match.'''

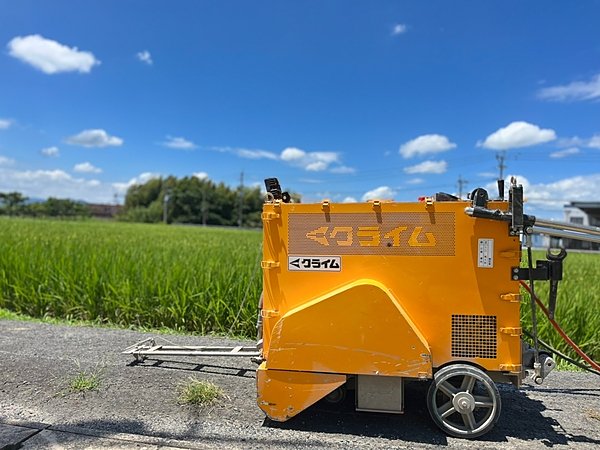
[264,381,600,447]
[53,419,329,448]
[126,357,256,379]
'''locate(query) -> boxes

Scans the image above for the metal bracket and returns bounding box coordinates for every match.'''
[261,260,280,269]
[500,327,522,336]
[500,293,521,303]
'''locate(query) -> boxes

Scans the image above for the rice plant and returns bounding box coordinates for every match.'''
[521,251,600,364]
[0,217,263,337]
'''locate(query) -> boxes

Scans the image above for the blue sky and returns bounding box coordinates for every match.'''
[1,1,599,218]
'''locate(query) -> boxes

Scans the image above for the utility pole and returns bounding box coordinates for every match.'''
[201,188,208,226]
[457,175,468,199]
[112,193,119,217]
[163,190,170,225]
[496,151,507,180]
[238,171,244,228]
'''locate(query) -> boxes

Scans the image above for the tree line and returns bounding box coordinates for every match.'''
[1,176,293,225]
[0,192,90,218]
[122,175,269,227]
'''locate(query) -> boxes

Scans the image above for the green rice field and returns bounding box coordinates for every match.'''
[0,217,598,366]
[0,217,263,337]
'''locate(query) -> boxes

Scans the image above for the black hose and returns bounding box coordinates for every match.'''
[526,242,540,363]
[523,329,600,377]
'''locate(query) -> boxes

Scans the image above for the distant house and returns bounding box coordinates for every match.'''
[87,203,123,219]
[562,202,600,250]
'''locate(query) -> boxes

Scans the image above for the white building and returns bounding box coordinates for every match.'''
[562,202,600,250]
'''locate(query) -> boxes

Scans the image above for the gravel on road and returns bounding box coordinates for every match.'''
[1,319,599,449]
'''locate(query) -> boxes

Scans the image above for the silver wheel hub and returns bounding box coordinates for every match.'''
[453,392,475,414]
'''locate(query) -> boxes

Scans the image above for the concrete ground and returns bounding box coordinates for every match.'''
[1,319,599,449]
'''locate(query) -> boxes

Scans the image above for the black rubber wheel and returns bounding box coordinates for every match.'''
[324,386,346,404]
[427,364,501,438]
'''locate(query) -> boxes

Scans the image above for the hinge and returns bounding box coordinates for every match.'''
[500,293,522,303]
[261,211,280,221]
[499,363,522,372]
[261,260,280,269]
[260,309,280,318]
[500,327,522,336]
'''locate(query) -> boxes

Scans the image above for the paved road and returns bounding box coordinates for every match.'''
[1,319,599,449]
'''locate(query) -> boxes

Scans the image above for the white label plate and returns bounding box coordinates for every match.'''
[478,238,494,268]
[288,256,341,272]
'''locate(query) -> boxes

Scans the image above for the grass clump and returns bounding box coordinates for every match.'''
[177,377,225,406]
[66,359,103,393]
[69,370,101,393]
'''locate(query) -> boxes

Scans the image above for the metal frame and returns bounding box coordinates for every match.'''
[123,337,260,362]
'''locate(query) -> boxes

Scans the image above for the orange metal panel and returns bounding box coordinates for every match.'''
[261,198,522,374]
[256,364,346,421]
[266,279,432,378]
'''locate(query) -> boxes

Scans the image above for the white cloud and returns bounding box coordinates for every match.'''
[557,134,600,149]
[342,196,357,203]
[112,172,161,195]
[41,146,60,157]
[399,134,456,158]
[392,24,408,35]
[162,136,197,150]
[0,119,13,130]
[479,121,556,150]
[66,129,123,148]
[235,148,278,160]
[362,186,396,201]
[404,160,447,174]
[74,162,102,173]
[136,50,153,65]
[280,147,305,161]
[7,34,100,74]
[330,165,356,174]
[0,156,15,166]
[406,177,424,185]
[209,146,278,160]
[193,172,208,180]
[589,135,600,149]
[0,167,107,202]
[537,73,600,102]
[550,147,580,159]
[298,178,323,184]
[486,174,600,212]
[280,147,340,172]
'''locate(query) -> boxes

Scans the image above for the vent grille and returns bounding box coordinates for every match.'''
[451,315,497,359]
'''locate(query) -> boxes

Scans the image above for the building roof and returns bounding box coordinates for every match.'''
[568,202,600,217]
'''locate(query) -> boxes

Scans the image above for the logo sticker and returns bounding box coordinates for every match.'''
[288,256,341,272]
[288,212,455,256]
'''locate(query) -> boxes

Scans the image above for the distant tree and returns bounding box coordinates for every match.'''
[0,191,28,216]
[125,178,163,209]
[39,198,90,217]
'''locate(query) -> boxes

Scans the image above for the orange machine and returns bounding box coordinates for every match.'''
[256,178,552,438]
[125,177,600,439]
